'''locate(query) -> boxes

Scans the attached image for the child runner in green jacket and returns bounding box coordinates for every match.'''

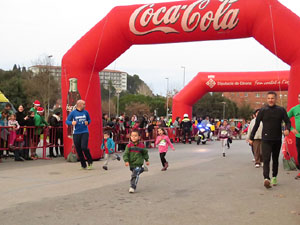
[123,129,149,193]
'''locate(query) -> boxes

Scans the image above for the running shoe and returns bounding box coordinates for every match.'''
[223,153,226,157]
[271,177,277,186]
[295,173,300,180]
[264,179,272,189]
[80,167,86,170]
[87,164,93,170]
[129,187,135,193]
[255,164,260,168]
[116,154,121,161]
[102,166,108,170]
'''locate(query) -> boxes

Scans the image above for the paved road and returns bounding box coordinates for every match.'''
[0,139,300,225]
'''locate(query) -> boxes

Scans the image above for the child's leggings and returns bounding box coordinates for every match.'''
[8,131,16,146]
[221,138,228,154]
[160,152,167,167]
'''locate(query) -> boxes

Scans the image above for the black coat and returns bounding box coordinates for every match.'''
[16,111,26,126]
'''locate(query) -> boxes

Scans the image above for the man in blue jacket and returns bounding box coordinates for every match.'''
[66,100,93,169]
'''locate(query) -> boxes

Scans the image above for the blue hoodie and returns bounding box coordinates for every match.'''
[66,109,91,134]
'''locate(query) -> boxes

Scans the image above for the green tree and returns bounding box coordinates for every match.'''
[238,103,254,120]
[119,94,166,116]
[193,93,238,119]
[0,66,30,108]
[126,74,142,94]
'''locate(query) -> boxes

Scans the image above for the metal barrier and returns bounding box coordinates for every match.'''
[103,126,184,151]
[0,126,63,162]
[1,125,207,162]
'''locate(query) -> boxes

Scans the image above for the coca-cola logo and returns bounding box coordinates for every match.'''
[129,0,240,36]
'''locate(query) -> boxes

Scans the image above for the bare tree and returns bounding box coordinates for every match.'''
[125,102,151,117]
[23,56,60,119]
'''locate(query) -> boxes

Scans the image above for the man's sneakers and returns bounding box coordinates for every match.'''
[264,179,272,189]
[271,177,277,186]
[223,153,226,157]
[295,173,300,180]
[87,164,93,170]
[102,165,108,170]
[116,154,121,161]
[255,163,260,168]
[129,187,135,193]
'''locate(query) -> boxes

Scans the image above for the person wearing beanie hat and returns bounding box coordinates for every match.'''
[66,99,93,170]
[30,100,41,115]
[30,106,48,159]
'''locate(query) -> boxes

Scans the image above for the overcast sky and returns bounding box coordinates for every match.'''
[1,0,300,95]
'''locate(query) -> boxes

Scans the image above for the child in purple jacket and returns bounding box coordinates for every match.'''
[218,120,232,157]
[155,127,175,171]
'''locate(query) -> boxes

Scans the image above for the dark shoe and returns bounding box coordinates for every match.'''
[103,166,108,170]
[25,157,33,160]
[264,179,272,189]
[223,153,226,157]
[116,154,121,161]
[161,167,167,171]
[15,158,24,161]
[165,162,169,169]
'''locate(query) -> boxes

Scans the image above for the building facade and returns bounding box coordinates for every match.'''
[99,69,127,91]
[223,91,288,109]
[28,65,61,79]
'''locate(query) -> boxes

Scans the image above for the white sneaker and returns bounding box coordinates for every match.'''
[255,164,260,168]
[129,187,135,193]
[252,158,255,162]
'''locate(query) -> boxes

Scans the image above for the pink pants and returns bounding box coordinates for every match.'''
[9,130,16,146]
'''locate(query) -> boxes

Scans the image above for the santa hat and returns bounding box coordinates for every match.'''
[33,100,40,106]
[37,107,44,113]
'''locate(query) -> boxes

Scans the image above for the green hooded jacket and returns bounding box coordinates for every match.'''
[123,142,149,168]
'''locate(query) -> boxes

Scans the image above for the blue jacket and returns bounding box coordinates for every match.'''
[66,109,91,134]
[101,138,115,154]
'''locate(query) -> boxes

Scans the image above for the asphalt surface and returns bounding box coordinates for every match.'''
[0,138,300,225]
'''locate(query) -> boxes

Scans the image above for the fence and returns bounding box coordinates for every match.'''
[0,126,63,161]
[104,127,184,151]
[0,125,208,162]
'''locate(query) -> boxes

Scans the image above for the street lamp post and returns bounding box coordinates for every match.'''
[165,77,169,118]
[222,102,226,119]
[181,66,185,88]
[116,88,122,117]
[47,55,53,117]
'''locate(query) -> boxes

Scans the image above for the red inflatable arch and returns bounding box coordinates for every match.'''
[62,0,300,160]
[172,71,289,120]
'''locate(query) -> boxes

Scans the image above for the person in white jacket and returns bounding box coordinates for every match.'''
[247,109,263,168]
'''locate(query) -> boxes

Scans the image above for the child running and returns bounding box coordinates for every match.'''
[218,120,232,157]
[123,129,149,193]
[101,131,120,170]
[155,127,175,171]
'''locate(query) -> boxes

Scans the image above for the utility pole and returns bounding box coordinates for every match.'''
[181,66,186,88]
[165,77,169,118]
[47,55,53,118]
